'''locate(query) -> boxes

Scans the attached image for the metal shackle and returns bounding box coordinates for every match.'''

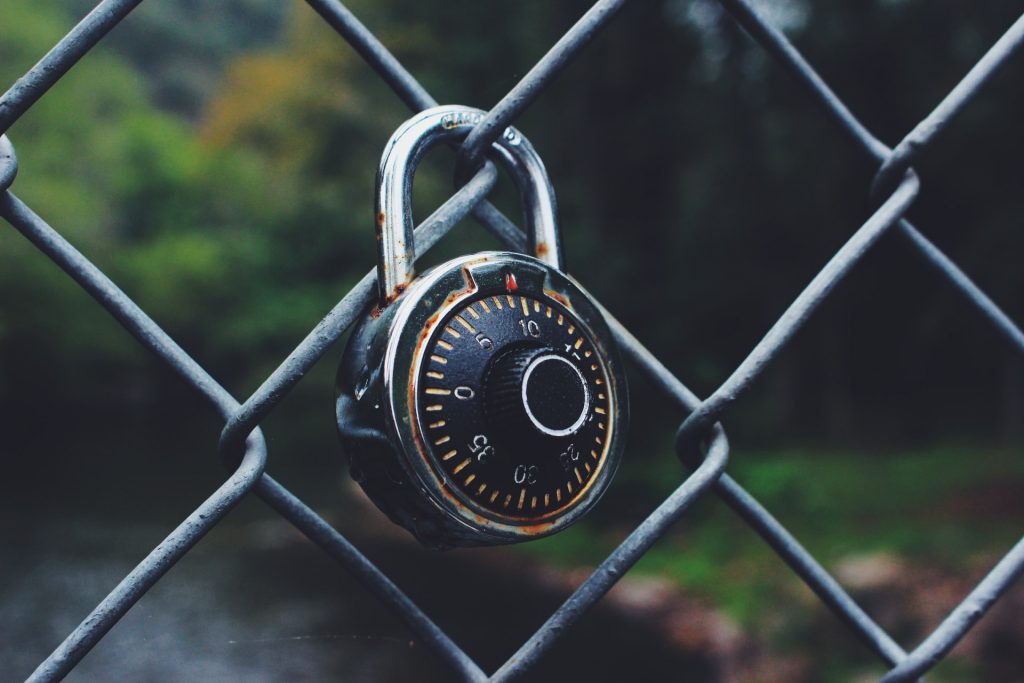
[375,105,563,304]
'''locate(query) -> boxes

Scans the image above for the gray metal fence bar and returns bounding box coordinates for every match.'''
[490,425,730,683]
[712,473,910,668]
[0,0,144,134]
[255,475,490,683]
[300,0,515,248]
[706,2,1024,674]
[304,0,436,111]
[898,225,1024,354]
[880,535,1024,682]
[674,172,921,448]
[218,161,500,462]
[0,191,269,681]
[2,0,1023,681]
[871,13,1024,201]
[717,0,1024,359]
[456,0,630,174]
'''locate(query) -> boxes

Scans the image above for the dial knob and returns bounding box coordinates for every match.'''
[486,346,591,439]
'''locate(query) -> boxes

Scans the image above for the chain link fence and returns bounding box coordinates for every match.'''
[2,0,1023,680]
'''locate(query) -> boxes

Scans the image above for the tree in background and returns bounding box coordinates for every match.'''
[198,0,1024,447]
[2,0,1021,452]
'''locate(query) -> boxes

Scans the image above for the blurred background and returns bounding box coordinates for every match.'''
[1,0,1023,680]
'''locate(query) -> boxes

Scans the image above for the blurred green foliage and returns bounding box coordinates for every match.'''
[2,0,1022,453]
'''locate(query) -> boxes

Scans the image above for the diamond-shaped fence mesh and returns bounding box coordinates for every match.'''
[1,1,1023,681]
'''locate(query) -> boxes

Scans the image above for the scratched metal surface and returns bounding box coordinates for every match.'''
[1,1,1023,681]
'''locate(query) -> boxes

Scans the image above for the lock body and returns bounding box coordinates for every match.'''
[337,251,627,548]
[336,105,627,549]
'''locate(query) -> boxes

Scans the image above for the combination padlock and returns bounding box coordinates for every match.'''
[336,105,628,549]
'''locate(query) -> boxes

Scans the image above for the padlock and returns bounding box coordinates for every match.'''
[336,105,628,549]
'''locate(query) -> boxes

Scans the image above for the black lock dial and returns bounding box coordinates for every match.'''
[416,293,613,521]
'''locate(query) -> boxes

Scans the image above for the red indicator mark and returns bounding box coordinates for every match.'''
[504,272,519,292]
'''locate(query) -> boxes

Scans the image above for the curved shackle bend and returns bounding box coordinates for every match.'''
[375,105,562,304]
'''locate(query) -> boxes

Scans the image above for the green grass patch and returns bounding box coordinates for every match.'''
[519,444,1024,624]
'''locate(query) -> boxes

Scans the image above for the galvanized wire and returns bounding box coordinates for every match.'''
[1,1,1023,681]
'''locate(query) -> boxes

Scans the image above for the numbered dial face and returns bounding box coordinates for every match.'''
[415,293,613,521]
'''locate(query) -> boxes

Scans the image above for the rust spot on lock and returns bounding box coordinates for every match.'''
[381,282,408,307]
[535,241,549,258]
[544,289,570,308]
[415,308,443,356]
[406,271,478,491]
[437,491,560,537]
[409,268,477,368]
[376,211,386,227]
[408,307,452,470]
[517,520,559,536]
